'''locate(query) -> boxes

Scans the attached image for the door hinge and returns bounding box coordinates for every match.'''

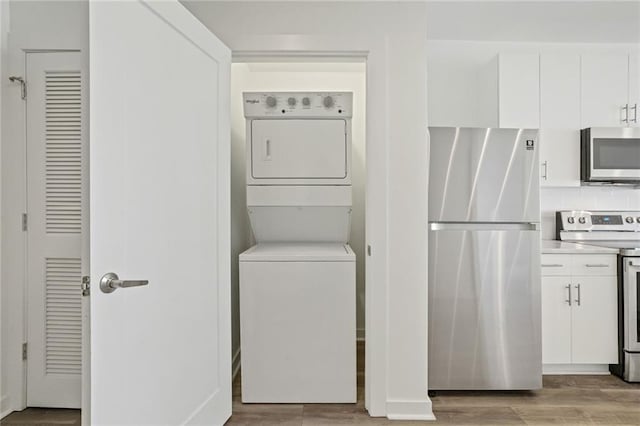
[81,276,90,296]
[9,76,26,100]
[22,343,27,360]
[22,213,28,231]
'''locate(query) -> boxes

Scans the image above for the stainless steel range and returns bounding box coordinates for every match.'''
[557,210,640,382]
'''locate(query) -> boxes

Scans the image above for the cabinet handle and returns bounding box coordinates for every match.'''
[565,284,572,306]
[622,104,629,124]
[542,161,548,181]
[542,264,564,267]
[585,264,609,268]
[632,103,638,123]
[575,283,581,306]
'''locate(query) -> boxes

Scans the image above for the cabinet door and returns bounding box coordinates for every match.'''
[498,53,540,129]
[581,54,630,127]
[539,54,581,187]
[541,276,572,364]
[629,53,639,127]
[571,276,618,364]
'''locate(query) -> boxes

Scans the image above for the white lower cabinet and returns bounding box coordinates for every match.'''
[571,276,618,364]
[541,276,572,364]
[541,254,618,369]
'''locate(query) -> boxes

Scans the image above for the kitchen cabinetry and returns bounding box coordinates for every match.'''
[581,53,637,127]
[539,54,581,187]
[541,254,618,368]
[498,53,540,129]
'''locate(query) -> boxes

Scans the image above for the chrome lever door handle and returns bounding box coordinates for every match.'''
[100,272,149,294]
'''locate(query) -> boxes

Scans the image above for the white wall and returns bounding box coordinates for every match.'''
[230,62,367,353]
[183,1,431,419]
[1,0,88,416]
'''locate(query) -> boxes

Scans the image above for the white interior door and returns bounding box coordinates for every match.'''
[89,1,231,424]
[26,51,86,409]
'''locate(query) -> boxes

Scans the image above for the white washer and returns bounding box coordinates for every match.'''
[240,92,356,403]
[239,243,356,403]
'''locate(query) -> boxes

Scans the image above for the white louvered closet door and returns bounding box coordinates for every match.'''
[26,51,86,408]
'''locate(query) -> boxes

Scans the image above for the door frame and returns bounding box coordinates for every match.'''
[231,50,385,414]
[232,35,394,415]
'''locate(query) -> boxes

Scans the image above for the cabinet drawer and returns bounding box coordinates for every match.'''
[571,255,617,276]
[541,254,571,276]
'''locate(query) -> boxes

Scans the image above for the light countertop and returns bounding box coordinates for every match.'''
[542,240,619,255]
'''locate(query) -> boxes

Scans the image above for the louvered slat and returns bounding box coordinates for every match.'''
[45,258,81,375]
[45,71,82,234]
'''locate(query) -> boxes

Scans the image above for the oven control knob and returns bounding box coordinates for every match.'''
[567,217,575,224]
[636,217,640,223]
[578,217,586,224]
[626,216,634,224]
[323,96,334,108]
[266,96,277,107]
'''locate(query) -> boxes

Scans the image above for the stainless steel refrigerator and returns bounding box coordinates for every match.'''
[428,127,542,390]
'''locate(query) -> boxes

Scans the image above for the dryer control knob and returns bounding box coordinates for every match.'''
[302,97,311,106]
[266,96,277,107]
[323,96,334,108]
[287,97,297,106]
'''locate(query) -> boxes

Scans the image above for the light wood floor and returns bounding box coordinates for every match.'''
[3,343,639,425]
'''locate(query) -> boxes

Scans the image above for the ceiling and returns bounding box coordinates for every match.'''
[425,1,640,43]
[184,1,639,44]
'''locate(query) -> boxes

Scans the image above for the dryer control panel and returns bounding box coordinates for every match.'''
[243,92,353,118]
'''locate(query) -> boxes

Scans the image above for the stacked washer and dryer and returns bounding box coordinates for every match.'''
[239,92,356,403]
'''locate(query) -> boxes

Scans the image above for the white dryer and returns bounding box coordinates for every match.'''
[240,92,356,403]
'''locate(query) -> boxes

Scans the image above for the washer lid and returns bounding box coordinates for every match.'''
[239,243,355,262]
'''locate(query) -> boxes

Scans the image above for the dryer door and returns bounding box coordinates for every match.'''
[251,119,347,180]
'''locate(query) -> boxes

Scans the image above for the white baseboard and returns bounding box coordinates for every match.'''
[386,398,435,421]
[232,347,241,380]
[1,395,13,420]
[543,364,611,375]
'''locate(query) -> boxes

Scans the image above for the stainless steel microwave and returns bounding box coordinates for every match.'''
[581,127,640,184]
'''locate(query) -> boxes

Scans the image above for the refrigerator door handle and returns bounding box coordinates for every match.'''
[429,222,540,231]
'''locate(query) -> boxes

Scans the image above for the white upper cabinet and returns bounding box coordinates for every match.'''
[539,53,581,187]
[629,53,640,126]
[498,53,540,129]
[426,48,499,128]
[581,53,632,127]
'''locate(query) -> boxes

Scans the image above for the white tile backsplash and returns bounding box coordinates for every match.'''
[541,186,640,239]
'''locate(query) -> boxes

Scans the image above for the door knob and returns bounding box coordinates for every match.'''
[100,272,149,294]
